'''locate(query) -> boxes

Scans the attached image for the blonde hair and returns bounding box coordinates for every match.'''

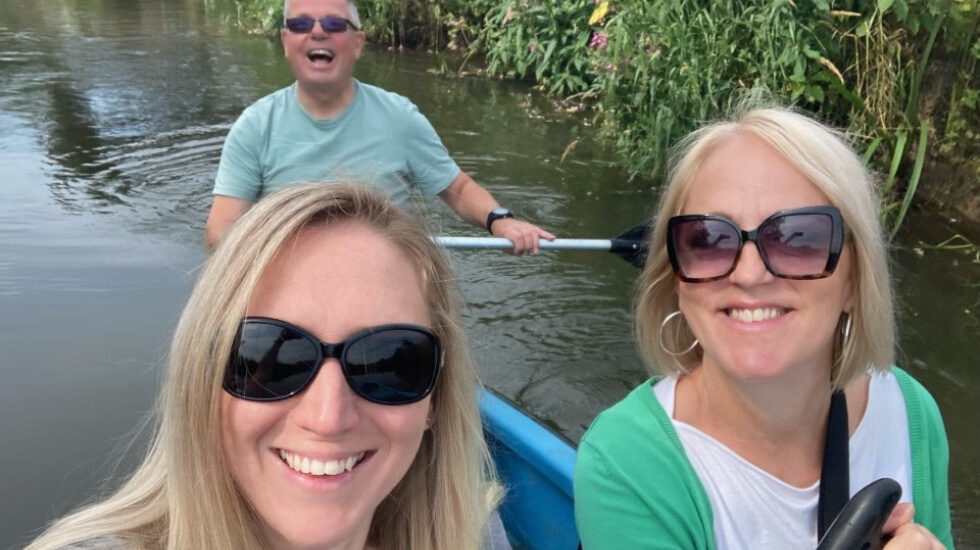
[28,183,494,550]
[636,106,895,388]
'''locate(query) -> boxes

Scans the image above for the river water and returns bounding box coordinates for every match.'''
[0,0,976,547]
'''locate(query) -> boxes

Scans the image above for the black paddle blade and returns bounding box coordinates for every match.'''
[609,221,652,269]
[817,478,902,550]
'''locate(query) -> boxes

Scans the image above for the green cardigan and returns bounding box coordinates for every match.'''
[573,367,953,549]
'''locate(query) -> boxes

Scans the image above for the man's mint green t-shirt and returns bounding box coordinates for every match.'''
[213,80,460,203]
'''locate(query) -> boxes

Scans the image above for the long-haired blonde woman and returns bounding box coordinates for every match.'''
[574,107,952,549]
[28,183,497,550]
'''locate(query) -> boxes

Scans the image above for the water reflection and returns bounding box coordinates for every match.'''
[1,0,977,548]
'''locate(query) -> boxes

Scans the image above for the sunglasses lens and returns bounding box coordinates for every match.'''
[759,213,833,277]
[320,17,350,32]
[344,328,440,405]
[225,322,319,400]
[285,17,315,33]
[671,218,740,280]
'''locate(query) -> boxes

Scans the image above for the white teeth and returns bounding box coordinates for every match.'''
[322,460,344,475]
[728,308,784,322]
[307,48,334,60]
[279,450,365,476]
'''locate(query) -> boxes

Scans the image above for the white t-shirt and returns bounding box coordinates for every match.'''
[653,372,912,549]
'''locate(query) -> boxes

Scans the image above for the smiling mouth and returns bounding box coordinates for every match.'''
[725,307,787,323]
[307,49,335,63]
[279,449,365,476]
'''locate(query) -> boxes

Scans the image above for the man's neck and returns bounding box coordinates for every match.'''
[296,79,356,120]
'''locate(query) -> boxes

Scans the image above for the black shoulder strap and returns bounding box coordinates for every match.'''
[817,390,849,539]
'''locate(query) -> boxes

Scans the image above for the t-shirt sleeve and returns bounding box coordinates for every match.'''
[574,407,712,550]
[399,102,460,196]
[213,108,264,200]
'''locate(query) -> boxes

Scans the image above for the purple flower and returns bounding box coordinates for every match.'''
[589,31,608,51]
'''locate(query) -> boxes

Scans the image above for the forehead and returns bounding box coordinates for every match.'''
[248,222,430,335]
[681,132,830,222]
[286,0,349,16]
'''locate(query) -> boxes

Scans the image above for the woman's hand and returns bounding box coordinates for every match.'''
[882,503,945,549]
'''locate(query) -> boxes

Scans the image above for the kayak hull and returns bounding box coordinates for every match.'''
[480,389,579,550]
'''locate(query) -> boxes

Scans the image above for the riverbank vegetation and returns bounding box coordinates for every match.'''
[232,0,978,236]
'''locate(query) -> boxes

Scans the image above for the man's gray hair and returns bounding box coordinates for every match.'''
[283,0,361,29]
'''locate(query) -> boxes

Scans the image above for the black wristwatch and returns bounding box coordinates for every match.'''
[485,208,514,233]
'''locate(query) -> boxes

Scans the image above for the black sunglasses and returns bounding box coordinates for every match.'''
[667,205,845,282]
[224,317,441,405]
[285,16,359,33]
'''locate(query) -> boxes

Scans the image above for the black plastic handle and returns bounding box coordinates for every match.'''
[817,478,902,550]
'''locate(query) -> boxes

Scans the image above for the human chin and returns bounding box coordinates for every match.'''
[711,329,833,382]
[244,469,379,550]
[258,506,373,550]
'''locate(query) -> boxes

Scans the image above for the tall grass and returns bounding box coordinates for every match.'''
[590,0,840,176]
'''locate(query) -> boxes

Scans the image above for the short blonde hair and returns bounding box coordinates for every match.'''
[28,183,493,550]
[635,106,895,388]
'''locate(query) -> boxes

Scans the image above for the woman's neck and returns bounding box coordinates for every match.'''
[673,362,871,487]
[674,363,834,486]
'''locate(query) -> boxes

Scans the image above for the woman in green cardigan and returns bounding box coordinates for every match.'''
[575,106,952,549]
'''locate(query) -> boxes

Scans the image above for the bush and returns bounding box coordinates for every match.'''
[479,0,597,96]
[588,0,841,176]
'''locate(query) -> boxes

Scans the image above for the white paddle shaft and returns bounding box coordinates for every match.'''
[434,236,614,251]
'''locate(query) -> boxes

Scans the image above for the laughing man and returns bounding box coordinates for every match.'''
[205,0,555,253]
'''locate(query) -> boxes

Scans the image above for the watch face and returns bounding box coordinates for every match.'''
[491,208,511,216]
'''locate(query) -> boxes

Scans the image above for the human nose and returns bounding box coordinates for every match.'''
[309,20,328,37]
[727,241,775,285]
[291,359,361,435]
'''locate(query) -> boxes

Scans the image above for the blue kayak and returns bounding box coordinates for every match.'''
[480,388,579,550]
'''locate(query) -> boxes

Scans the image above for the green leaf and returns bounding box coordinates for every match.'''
[891,123,929,237]
[861,137,884,165]
[808,85,825,103]
[541,40,557,66]
[883,131,908,192]
[908,16,920,34]
[856,20,870,37]
[893,0,909,21]
[877,0,895,13]
[569,74,588,89]
[794,58,805,77]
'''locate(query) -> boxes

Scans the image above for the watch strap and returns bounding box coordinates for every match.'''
[486,209,514,233]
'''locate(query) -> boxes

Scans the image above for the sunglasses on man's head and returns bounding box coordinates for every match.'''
[285,16,359,34]
[223,318,441,405]
[666,205,845,282]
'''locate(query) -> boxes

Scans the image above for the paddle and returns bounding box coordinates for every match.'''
[434,222,651,268]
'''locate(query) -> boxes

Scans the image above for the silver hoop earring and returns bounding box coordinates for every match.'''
[840,313,852,347]
[659,310,699,356]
